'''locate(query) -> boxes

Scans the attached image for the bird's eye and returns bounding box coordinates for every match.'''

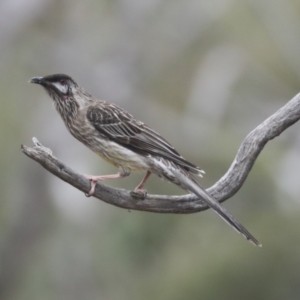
[60,79,66,85]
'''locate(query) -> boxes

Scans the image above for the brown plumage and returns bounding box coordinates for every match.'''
[30,73,261,246]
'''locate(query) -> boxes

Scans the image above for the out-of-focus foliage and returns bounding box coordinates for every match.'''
[1,0,300,299]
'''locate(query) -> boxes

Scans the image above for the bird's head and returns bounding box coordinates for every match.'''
[30,74,90,120]
[30,74,76,101]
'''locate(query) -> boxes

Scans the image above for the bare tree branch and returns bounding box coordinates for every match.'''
[21,93,300,214]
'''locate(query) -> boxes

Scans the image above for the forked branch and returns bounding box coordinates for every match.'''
[21,93,300,213]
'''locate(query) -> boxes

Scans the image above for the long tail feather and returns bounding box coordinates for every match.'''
[174,170,261,246]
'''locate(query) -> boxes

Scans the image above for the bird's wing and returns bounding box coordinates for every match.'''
[86,104,202,174]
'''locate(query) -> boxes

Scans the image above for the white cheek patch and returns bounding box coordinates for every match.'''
[52,82,68,94]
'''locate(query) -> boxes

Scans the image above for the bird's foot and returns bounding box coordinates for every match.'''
[84,174,102,197]
[84,172,125,197]
[130,188,147,199]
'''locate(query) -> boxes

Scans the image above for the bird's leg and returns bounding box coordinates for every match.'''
[135,171,151,191]
[85,167,130,197]
[130,171,151,199]
[85,173,122,197]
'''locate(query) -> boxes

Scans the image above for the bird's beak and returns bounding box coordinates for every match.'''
[29,76,44,85]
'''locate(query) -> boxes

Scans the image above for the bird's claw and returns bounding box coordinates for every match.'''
[84,187,95,197]
[84,175,97,197]
[130,189,147,199]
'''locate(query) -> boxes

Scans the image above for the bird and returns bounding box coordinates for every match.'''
[30,73,261,246]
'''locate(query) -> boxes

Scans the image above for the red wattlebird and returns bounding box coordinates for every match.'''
[30,74,261,246]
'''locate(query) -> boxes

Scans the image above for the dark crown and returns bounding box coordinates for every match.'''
[43,74,75,83]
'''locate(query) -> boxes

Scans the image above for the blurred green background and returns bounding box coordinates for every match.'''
[1,0,300,299]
